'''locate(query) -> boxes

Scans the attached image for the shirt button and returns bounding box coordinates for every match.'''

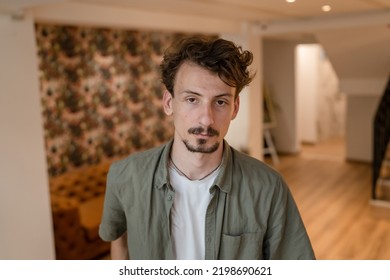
[167,194,173,201]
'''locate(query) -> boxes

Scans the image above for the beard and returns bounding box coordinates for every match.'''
[183,139,220,153]
[183,126,220,154]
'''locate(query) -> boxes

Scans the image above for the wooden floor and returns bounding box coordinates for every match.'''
[266,137,390,260]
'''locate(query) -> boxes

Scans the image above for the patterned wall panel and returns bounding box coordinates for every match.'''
[35,24,183,176]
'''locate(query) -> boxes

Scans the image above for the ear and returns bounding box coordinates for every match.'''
[162,90,173,116]
[231,95,240,120]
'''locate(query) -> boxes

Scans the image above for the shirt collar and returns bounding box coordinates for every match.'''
[154,139,233,194]
[154,140,173,190]
[213,140,232,194]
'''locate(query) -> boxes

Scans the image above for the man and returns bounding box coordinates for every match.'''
[99,36,315,260]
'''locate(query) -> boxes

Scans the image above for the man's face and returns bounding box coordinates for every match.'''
[163,61,239,154]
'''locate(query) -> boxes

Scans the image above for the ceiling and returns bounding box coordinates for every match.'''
[0,0,389,25]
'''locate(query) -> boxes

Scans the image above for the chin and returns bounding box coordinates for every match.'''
[183,140,220,154]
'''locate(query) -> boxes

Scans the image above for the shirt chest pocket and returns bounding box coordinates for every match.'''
[218,232,264,260]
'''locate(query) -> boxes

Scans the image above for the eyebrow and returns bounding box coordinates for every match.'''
[181,90,234,98]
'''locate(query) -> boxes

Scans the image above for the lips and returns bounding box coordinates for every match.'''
[195,133,215,139]
[188,126,220,137]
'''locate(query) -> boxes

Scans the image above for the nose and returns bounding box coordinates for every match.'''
[199,103,215,127]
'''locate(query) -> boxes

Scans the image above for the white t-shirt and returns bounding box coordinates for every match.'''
[169,164,220,260]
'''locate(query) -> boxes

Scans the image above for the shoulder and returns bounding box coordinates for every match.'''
[230,146,283,183]
[108,142,168,182]
[228,146,295,209]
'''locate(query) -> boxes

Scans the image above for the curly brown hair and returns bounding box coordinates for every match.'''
[160,36,254,98]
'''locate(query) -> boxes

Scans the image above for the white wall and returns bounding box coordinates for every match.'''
[263,39,299,153]
[296,44,345,144]
[247,33,264,159]
[317,52,345,141]
[346,95,381,161]
[0,14,55,259]
[342,79,384,161]
[296,44,320,144]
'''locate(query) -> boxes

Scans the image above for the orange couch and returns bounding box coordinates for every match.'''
[49,162,112,259]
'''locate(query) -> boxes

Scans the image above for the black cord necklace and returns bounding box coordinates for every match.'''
[169,156,222,181]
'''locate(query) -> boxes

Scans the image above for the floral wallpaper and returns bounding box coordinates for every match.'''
[35,24,185,176]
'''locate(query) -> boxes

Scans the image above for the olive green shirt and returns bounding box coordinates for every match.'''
[99,140,315,259]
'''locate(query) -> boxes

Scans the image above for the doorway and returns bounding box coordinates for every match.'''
[296,44,346,160]
[263,40,346,160]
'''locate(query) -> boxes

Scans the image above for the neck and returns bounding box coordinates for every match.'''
[170,140,223,180]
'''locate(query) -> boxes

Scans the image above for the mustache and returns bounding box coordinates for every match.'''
[188,126,220,137]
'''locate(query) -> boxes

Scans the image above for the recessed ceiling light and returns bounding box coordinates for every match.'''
[286,0,296,3]
[322,5,332,12]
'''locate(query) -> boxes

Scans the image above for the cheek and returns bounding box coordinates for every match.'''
[219,112,236,132]
[217,109,235,123]
[220,122,231,133]
[175,105,197,121]
[173,109,191,128]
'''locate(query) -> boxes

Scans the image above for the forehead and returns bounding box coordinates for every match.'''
[174,61,234,95]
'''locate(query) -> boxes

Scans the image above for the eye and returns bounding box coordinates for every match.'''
[186,97,198,104]
[216,99,227,106]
